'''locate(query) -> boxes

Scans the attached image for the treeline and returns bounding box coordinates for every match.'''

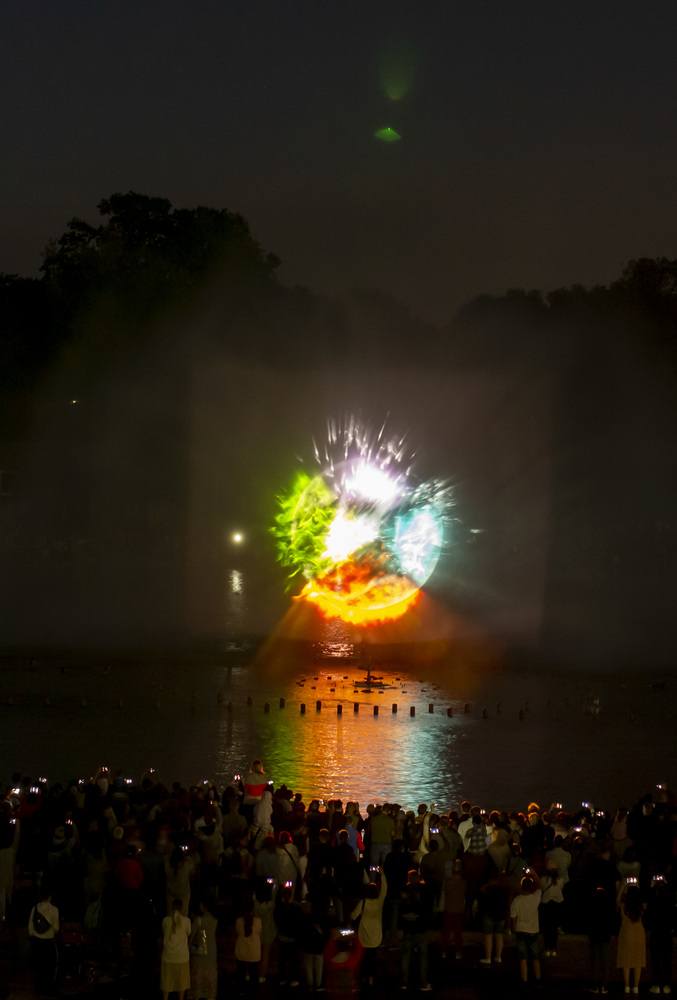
[3,191,677,399]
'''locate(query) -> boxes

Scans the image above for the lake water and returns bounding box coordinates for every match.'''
[1,649,675,813]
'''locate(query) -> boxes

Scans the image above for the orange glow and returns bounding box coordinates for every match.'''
[297,559,421,625]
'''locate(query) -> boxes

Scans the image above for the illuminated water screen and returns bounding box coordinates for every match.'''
[272,418,450,625]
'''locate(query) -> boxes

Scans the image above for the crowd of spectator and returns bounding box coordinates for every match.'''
[0,762,675,997]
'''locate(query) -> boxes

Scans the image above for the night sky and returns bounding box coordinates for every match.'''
[3,1,677,322]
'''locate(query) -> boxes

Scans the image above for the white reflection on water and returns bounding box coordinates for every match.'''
[225,568,246,632]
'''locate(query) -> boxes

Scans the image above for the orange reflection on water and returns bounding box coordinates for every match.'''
[255,666,459,806]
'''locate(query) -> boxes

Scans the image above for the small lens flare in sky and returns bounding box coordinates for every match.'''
[374,126,402,143]
[378,39,416,101]
[272,418,450,625]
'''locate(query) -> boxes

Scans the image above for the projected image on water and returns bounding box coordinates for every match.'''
[272,417,451,625]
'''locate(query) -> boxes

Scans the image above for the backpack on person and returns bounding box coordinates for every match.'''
[32,906,51,935]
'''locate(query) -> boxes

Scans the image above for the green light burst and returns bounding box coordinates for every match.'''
[374,126,402,143]
[272,472,336,584]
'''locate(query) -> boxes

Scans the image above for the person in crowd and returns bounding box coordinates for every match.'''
[276,831,301,892]
[344,811,363,858]
[47,823,79,918]
[545,834,572,884]
[196,814,224,900]
[165,844,194,918]
[300,901,328,993]
[334,828,362,922]
[463,813,489,910]
[242,761,267,823]
[352,867,387,987]
[307,828,337,909]
[114,843,144,929]
[5,768,677,998]
[251,788,274,849]
[587,884,617,995]
[540,862,564,956]
[617,883,646,995]
[293,832,309,901]
[457,803,475,843]
[521,809,547,864]
[274,881,303,987]
[510,874,542,985]
[83,831,109,904]
[161,898,191,1000]
[0,802,18,923]
[645,876,673,996]
[324,923,363,992]
[420,838,445,907]
[305,800,324,847]
[479,868,511,965]
[487,826,511,874]
[253,835,280,883]
[442,856,466,960]
[437,814,464,863]
[253,878,276,983]
[223,793,249,850]
[189,898,218,1000]
[28,884,60,996]
[611,807,631,860]
[383,837,410,944]
[368,803,394,866]
[618,847,642,883]
[400,868,433,991]
[234,906,262,994]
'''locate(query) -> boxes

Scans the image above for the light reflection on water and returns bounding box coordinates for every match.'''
[1,570,677,809]
[1,657,677,811]
[224,565,246,632]
[214,668,463,806]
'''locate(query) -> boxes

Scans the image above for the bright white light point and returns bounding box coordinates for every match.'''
[230,569,242,593]
[323,510,378,562]
[230,531,244,545]
[345,461,401,504]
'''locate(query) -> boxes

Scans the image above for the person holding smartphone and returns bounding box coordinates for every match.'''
[352,868,387,987]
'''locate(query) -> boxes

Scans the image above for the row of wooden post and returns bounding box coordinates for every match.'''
[234,698,473,718]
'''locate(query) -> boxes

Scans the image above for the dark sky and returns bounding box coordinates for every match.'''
[3,1,677,322]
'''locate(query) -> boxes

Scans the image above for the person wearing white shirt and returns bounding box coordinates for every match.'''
[510,876,542,984]
[161,899,191,1000]
[28,888,60,995]
[352,871,388,986]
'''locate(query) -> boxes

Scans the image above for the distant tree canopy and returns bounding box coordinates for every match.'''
[41,192,279,318]
[1,193,282,390]
[2,192,677,398]
[453,257,677,367]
